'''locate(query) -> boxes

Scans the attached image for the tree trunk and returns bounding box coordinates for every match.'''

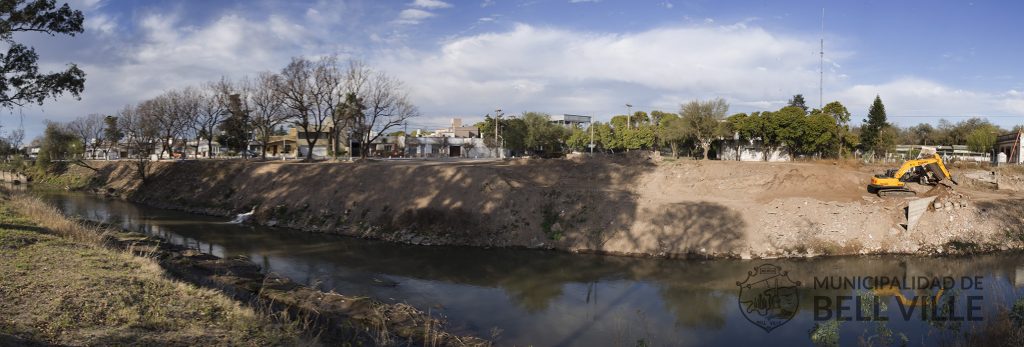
[304,137,317,162]
[671,142,678,158]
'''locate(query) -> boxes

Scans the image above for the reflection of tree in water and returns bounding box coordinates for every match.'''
[501,276,565,313]
[657,286,727,329]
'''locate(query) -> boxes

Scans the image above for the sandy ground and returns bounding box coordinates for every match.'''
[67,156,1024,259]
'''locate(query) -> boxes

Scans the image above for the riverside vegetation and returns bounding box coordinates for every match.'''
[0,189,489,346]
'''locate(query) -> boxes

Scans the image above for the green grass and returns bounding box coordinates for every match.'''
[0,197,311,346]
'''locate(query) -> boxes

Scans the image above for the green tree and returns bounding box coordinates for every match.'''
[679,98,729,160]
[217,94,250,156]
[659,116,687,158]
[522,112,567,156]
[966,127,998,153]
[103,115,122,151]
[787,94,808,114]
[593,122,618,152]
[479,114,528,155]
[36,121,79,171]
[804,112,839,156]
[771,106,809,158]
[0,0,86,109]
[859,95,889,157]
[906,123,935,145]
[618,125,655,150]
[816,101,851,157]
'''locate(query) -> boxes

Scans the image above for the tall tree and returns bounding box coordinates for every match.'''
[249,72,287,160]
[195,78,231,158]
[815,101,851,158]
[171,86,201,159]
[859,95,889,157]
[278,56,340,161]
[787,94,808,114]
[335,91,365,158]
[679,98,729,160]
[0,0,86,109]
[102,115,122,158]
[345,62,418,158]
[117,104,159,181]
[217,93,250,156]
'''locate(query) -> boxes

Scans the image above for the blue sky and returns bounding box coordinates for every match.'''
[11,0,1024,140]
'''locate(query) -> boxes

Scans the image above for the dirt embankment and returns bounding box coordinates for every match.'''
[65,158,1024,258]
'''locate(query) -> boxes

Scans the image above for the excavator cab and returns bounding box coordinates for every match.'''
[867,153,958,197]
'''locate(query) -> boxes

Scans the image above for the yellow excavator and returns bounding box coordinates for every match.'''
[867,153,958,197]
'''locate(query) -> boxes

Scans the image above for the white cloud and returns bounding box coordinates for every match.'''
[377,23,828,119]
[412,0,452,9]
[832,78,1024,126]
[394,8,435,25]
[481,0,495,8]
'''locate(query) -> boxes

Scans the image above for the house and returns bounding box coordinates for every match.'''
[995,131,1023,164]
[187,138,221,158]
[403,136,502,158]
[265,126,341,159]
[430,118,481,138]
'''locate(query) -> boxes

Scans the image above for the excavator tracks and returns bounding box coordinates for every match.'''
[877,188,917,198]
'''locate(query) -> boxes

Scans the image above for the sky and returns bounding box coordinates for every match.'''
[8,0,1024,140]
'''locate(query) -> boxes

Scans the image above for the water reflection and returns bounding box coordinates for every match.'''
[34,190,1024,346]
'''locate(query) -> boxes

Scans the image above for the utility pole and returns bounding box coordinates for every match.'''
[819,8,825,109]
[625,104,633,129]
[589,118,594,154]
[495,108,504,159]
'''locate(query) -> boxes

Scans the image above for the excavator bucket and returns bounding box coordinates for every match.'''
[925,163,958,187]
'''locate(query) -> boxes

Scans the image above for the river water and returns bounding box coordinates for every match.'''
[35,191,1024,346]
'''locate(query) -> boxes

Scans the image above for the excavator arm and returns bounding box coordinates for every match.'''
[868,154,957,197]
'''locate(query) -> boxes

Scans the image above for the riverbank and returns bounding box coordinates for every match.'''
[30,158,1024,258]
[0,190,488,346]
[0,193,308,345]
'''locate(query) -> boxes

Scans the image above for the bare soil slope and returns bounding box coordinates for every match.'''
[78,158,1024,258]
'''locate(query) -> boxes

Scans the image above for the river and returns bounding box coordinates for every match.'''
[35,190,1024,346]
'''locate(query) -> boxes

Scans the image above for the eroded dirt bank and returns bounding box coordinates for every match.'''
[66,158,1024,258]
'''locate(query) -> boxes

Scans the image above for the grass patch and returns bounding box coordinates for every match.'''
[0,195,310,346]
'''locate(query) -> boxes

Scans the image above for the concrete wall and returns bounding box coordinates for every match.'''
[719,141,791,162]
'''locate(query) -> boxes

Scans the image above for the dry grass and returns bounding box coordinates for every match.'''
[7,193,109,246]
[0,193,313,346]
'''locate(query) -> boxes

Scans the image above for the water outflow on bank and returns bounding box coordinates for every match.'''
[37,191,1024,346]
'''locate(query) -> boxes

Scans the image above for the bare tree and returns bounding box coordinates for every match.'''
[66,113,105,160]
[278,56,341,162]
[118,104,159,181]
[171,86,202,159]
[249,72,288,160]
[142,93,175,159]
[195,78,232,158]
[345,63,419,158]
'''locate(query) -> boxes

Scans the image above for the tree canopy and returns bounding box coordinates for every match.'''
[0,0,86,108]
